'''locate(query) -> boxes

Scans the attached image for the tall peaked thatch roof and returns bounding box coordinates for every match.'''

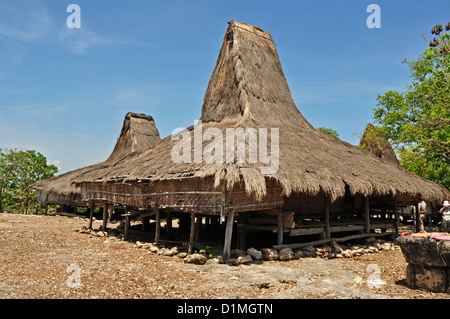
[73,20,449,203]
[359,123,400,166]
[32,112,160,203]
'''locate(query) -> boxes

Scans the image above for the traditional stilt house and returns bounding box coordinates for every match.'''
[74,21,449,257]
[31,112,160,220]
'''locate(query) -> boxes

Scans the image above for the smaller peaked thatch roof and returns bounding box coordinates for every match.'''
[359,123,400,166]
[31,112,160,204]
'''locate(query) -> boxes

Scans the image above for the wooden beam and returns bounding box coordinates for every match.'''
[273,232,395,250]
[188,213,195,254]
[364,196,370,234]
[154,209,161,244]
[223,211,235,259]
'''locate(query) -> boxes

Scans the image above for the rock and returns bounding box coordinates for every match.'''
[406,264,448,293]
[330,241,343,254]
[184,253,207,265]
[302,246,316,253]
[366,236,376,243]
[148,244,159,253]
[279,248,294,261]
[177,252,188,258]
[294,250,303,258]
[342,250,353,258]
[206,257,221,265]
[170,246,179,255]
[237,255,253,264]
[231,249,247,258]
[160,248,174,256]
[261,248,279,261]
[247,248,263,261]
[396,236,446,267]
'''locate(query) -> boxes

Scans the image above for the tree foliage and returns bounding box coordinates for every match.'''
[317,126,340,138]
[373,23,450,190]
[0,148,58,213]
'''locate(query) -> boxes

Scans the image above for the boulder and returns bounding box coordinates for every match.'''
[396,236,446,267]
[278,248,294,261]
[406,264,448,293]
[247,248,263,261]
[261,248,279,261]
[184,253,207,265]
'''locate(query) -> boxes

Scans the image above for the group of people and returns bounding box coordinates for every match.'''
[417,200,450,233]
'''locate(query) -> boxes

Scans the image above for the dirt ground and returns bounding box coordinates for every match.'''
[1,212,449,300]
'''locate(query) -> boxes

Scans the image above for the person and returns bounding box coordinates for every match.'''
[439,200,450,232]
[418,200,427,232]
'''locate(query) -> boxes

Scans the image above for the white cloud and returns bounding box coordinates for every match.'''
[0,0,54,42]
[57,26,129,55]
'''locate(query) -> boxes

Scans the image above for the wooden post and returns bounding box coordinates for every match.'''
[194,215,202,242]
[277,211,284,245]
[166,212,172,236]
[394,200,399,234]
[124,215,130,240]
[88,201,94,229]
[414,202,420,233]
[155,209,161,243]
[325,195,331,239]
[223,210,235,259]
[364,196,370,234]
[188,213,195,254]
[102,202,108,231]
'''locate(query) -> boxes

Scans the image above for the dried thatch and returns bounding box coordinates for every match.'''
[74,20,449,205]
[359,123,400,166]
[31,112,160,204]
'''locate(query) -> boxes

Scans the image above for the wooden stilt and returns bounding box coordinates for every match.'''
[223,211,235,259]
[325,195,331,239]
[155,209,161,243]
[394,200,399,234]
[88,201,94,229]
[364,196,370,234]
[102,202,108,231]
[124,215,130,240]
[188,213,195,254]
[194,215,201,242]
[277,211,284,245]
[166,212,172,236]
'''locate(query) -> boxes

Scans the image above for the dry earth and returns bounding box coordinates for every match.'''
[1,212,449,300]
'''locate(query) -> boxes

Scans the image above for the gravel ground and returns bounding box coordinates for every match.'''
[1,212,449,300]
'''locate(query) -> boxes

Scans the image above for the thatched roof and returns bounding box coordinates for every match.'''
[359,123,400,166]
[73,20,449,203]
[31,112,160,203]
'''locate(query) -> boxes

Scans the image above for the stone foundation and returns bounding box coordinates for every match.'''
[397,234,450,293]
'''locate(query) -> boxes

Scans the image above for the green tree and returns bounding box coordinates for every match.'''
[0,148,58,213]
[373,23,450,189]
[317,126,340,138]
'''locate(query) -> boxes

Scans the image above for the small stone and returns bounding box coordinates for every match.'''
[184,253,207,265]
[237,255,253,264]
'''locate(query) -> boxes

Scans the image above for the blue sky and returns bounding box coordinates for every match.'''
[0,0,449,174]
